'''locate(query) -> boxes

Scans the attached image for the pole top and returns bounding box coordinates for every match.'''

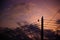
[41,16,43,19]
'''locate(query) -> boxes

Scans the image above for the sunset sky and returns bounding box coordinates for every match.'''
[0,0,60,30]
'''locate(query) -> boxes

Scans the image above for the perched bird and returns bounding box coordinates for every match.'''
[38,19,39,22]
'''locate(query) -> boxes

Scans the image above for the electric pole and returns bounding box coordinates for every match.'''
[41,16,44,40]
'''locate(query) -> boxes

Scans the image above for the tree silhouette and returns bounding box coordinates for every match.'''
[55,19,60,40]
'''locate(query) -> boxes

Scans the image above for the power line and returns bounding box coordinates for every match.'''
[43,2,60,25]
[44,2,60,21]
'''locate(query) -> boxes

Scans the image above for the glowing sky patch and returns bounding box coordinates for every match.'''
[0,0,60,30]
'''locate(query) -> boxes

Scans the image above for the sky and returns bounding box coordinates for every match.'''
[0,0,60,30]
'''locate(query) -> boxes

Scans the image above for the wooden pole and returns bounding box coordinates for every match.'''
[41,16,44,40]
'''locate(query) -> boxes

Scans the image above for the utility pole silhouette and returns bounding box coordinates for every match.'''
[38,16,44,40]
[41,16,44,40]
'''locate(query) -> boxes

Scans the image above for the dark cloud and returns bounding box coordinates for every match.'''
[56,20,60,24]
[55,0,60,5]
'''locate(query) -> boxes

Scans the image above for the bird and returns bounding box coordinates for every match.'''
[38,19,39,22]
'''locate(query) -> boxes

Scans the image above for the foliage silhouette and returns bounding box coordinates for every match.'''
[0,24,60,40]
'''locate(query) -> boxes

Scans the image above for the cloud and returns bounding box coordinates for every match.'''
[0,0,60,29]
[56,19,60,24]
